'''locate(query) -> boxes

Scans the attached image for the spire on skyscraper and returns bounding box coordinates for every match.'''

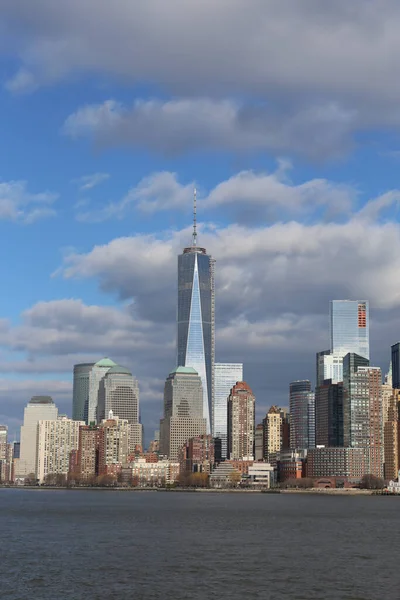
[192,187,197,247]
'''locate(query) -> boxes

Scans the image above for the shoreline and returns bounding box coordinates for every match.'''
[0,485,387,495]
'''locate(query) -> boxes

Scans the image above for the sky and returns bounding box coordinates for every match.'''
[0,0,400,441]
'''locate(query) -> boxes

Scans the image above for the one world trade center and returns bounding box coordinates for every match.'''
[177,190,215,433]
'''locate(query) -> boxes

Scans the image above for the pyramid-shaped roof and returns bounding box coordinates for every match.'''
[95,357,117,368]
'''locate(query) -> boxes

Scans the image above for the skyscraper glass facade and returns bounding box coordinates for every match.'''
[330,300,369,360]
[213,363,243,459]
[177,247,214,433]
[72,363,94,423]
[289,380,315,450]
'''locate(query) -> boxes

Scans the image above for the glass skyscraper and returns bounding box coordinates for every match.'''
[177,222,215,434]
[213,363,243,458]
[330,300,369,360]
[289,380,315,450]
[317,300,370,386]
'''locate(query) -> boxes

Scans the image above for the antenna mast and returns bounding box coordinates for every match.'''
[192,187,197,246]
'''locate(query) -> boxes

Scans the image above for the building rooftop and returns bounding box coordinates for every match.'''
[29,396,54,404]
[106,365,132,376]
[170,366,199,376]
[94,357,117,368]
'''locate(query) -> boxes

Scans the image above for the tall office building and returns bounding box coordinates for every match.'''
[289,381,315,450]
[159,367,207,460]
[177,190,215,434]
[97,366,140,424]
[17,397,58,479]
[213,363,243,459]
[36,417,84,484]
[227,381,255,460]
[330,300,369,359]
[315,380,344,447]
[72,362,95,423]
[343,353,383,477]
[87,357,117,424]
[317,300,370,386]
[391,343,400,389]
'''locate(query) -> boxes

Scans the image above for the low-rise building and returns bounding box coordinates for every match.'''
[210,462,241,488]
[248,463,276,488]
[179,435,214,475]
[306,447,365,480]
[130,457,179,486]
[277,449,307,482]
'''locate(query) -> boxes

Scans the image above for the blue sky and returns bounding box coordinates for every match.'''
[1,1,400,440]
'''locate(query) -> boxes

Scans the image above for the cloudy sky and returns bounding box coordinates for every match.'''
[0,1,399,441]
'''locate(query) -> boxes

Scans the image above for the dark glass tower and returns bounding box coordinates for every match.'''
[177,189,215,433]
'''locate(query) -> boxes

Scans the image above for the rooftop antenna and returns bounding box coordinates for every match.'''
[192,187,197,247]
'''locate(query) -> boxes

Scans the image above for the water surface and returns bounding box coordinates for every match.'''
[0,489,398,599]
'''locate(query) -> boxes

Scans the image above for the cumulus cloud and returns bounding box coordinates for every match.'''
[0,180,58,223]
[63,98,356,159]
[75,165,356,224]
[5,2,400,155]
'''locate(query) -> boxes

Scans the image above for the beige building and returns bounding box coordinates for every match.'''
[160,367,207,460]
[227,381,255,460]
[130,458,180,486]
[262,406,283,463]
[98,415,130,474]
[17,396,58,480]
[384,389,400,480]
[36,417,84,484]
[97,366,140,425]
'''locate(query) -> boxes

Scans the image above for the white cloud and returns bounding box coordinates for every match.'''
[72,172,110,191]
[5,2,400,155]
[0,180,58,223]
[74,165,356,223]
[63,98,355,159]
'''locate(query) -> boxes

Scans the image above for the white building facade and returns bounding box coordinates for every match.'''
[213,363,243,459]
[17,397,58,479]
[36,417,84,484]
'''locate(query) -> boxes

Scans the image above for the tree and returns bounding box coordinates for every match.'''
[228,471,241,488]
[360,474,385,490]
[24,473,37,486]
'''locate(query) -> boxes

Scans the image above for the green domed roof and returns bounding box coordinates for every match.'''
[95,357,117,368]
[170,366,198,375]
[106,365,132,376]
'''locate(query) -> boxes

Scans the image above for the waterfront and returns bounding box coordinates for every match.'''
[0,490,398,599]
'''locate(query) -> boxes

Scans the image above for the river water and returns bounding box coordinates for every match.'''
[0,489,398,599]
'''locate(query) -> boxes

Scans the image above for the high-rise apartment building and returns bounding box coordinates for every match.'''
[343,353,383,477]
[227,381,255,460]
[262,406,283,463]
[88,357,117,424]
[177,202,215,434]
[0,425,7,461]
[179,434,215,475]
[289,381,315,450]
[383,389,400,480]
[98,415,130,475]
[213,363,243,459]
[159,367,207,460]
[36,417,84,484]
[72,362,95,423]
[76,424,99,480]
[97,366,140,424]
[17,396,58,479]
[315,380,344,447]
